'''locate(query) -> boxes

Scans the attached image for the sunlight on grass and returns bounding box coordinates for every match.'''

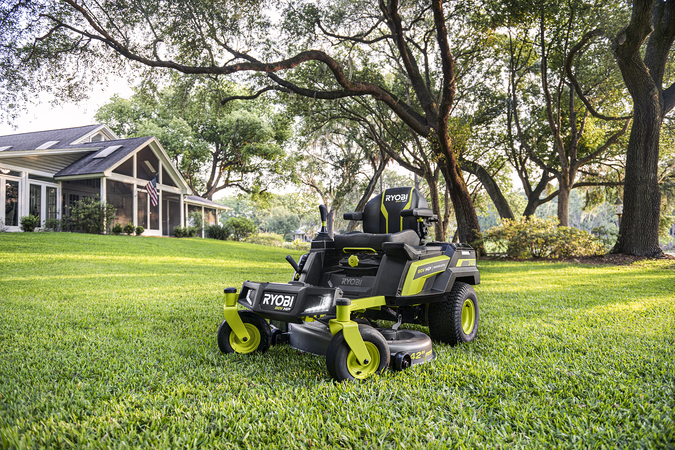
[0,233,673,448]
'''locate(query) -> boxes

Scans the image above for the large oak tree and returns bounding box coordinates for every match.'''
[0,0,487,247]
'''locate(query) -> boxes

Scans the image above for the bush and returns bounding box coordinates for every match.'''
[186,226,197,237]
[111,223,124,235]
[282,239,311,251]
[20,215,40,232]
[188,211,203,234]
[483,216,606,258]
[124,223,135,235]
[135,226,145,236]
[205,224,229,240]
[173,226,185,238]
[224,217,257,241]
[244,232,285,247]
[64,197,117,234]
[44,218,61,232]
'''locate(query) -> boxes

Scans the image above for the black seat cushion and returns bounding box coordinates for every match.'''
[334,229,420,252]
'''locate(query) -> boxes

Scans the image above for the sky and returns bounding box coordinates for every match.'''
[0,76,133,136]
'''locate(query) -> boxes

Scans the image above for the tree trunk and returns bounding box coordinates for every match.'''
[327,208,335,238]
[612,104,663,255]
[557,182,571,227]
[460,159,515,220]
[425,174,445,241]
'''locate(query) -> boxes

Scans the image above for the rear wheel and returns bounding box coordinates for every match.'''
[217,311,271,354]
[326,325,389,382]
[428,282,479,345]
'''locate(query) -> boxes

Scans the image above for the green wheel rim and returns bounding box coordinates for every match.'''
[346,342,380,379]
[461,299,476,335]
[229,323,261,354]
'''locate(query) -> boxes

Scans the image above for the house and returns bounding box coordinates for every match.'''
[0,124,228,236]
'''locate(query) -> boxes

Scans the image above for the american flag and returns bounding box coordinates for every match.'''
[145,176,158,207]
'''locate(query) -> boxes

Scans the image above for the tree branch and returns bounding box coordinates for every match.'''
[566,29,633,121]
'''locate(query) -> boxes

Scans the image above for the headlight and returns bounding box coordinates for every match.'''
[302,293,335,315]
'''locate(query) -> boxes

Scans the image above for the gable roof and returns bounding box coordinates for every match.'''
[0,125,117,152]
[54,136,152,178]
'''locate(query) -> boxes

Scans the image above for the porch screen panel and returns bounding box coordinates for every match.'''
[47,188,57,220]
[149,194,159,230]
[4,180,19,226]
[29,184,41,222]
[137,191,147,228]
[107,180,133,225]
[206,208,217,225]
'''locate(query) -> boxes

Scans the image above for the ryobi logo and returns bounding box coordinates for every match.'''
[341,277,363,286]
[385,193,409,203]
[261,292,296,312]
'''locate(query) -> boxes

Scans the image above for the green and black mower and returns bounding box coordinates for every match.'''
[217,187,480,381]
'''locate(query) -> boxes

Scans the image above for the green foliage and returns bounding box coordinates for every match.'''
[135,226,145,236]
[111,223,124,235]
[188,211,203,234]
[0,233,673,448]
[204,224,229,240]
[123,223,135,235]
[282,239,311,251]
[64,198,116,234]
[262,207,300,240]
[19,215,40,232]
[224,217,257,241]
[95,78,290,197]
[483,216,606,258]
[173,226,197,238]
[43,218,61,232]
[244,232,285,247]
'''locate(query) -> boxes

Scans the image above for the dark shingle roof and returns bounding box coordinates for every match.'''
[185,196,230,210]
[0,125,104,151]
[54,137,152,177]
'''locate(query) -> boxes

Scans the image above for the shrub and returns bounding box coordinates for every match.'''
[224,217,257,241]
[44,218,61,231]
[65,197,117,234]
[483,216,606,258]
[20,215,40,232]
[188,211,203,234]
[135,226,145,236]
[282,239,311,251]
[186,226,198,237]
[124,223,135,235]
[205,224,229,240]
[173,226,185,238]
[244,232,285,247]
[111,223,124,235]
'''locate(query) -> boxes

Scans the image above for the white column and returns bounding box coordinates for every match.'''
[180,194,184,227]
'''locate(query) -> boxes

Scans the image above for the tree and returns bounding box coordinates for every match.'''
[95,77,291,199]
[490,0,632,226]
[609,0,675,255]
[0,0,491,248]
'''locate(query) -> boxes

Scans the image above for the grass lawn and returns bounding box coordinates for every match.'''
[0,232,673,449]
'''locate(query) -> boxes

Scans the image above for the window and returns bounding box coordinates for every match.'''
[47,187,57,220]
[4,180,19,227]
[29,184,42,223]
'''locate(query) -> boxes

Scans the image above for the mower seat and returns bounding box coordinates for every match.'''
[335,187,429,252]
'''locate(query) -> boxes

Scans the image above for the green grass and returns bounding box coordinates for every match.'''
[1,233,673,449]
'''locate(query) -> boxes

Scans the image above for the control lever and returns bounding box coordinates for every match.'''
[285,255,300,272]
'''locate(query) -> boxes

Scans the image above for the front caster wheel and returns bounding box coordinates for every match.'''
[217,311,271,354]
[325,325,389,382]
[428,281,479,345]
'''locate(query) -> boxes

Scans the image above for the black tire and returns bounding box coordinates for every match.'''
[217,311,271,354]
[325,325,389,382]
[428,281,479,346]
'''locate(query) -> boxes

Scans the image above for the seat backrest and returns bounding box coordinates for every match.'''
[362,187,428,234]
